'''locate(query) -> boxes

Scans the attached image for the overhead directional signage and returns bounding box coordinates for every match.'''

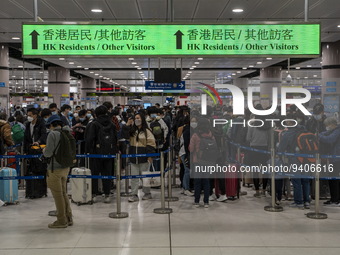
[145,81,186,90]
[22,24,320,57]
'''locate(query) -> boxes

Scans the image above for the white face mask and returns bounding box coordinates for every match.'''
[73,113,79,118]
[27,116,34,122]
[191,122,198,129]
[134,119,142,126]
[116,116,121,122]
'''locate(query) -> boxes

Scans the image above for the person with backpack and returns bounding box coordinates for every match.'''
[147,107,168,172]
[319,117,340,206]
[0,113,14,154]
[246,105,271,198]
[43,115,76,228]
[8,116,25,145]
[190,117,219,208]
[278,114,311,209]
[123,113,156,202]
[60,104,72,127]
[85,105,118,203]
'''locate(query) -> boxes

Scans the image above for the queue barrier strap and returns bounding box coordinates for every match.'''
[229,141,340,159]
[0,167,170,180]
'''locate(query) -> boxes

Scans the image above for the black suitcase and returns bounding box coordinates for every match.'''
[25,146,48,199]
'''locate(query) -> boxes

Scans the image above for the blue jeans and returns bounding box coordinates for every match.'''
[291,178,310,204]
[181,155,190,191]
[194,178,210,204]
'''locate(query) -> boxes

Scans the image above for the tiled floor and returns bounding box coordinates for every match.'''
[1,185,340,255]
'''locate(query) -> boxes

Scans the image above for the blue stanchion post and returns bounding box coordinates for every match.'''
[165,146,179,202]
[154,151,173,214]
[109,153,129,219]
[307,153,327,219]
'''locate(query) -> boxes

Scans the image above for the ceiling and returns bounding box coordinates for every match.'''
[1,0,340,90]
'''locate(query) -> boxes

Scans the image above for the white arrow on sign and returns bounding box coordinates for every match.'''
[179,83,184,88]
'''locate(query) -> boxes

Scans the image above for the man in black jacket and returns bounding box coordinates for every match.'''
[24,108,47,153]
[85,105,118,203]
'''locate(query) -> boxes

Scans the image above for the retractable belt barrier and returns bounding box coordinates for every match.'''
[0,149,171,180]
[228,141,340,180]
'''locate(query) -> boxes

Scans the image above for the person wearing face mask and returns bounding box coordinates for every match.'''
[60,104,72,128]
[146,107,168,172]
[23,108,47,154]
[306,103,326,134]
[49,103,59,116]
[123,113,156,202]
[319,117,340,207]
[86,110,94,123]
[278,114,310,209]
[40,108,52,125]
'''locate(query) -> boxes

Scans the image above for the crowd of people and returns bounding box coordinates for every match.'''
[0,101,340,228]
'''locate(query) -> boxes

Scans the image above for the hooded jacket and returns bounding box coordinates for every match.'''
[189,131,214,163]
[0,120,14,147]
[85,115,118,155]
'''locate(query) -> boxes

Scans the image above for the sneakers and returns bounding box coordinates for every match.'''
[48,221,68,229]
[289,203,304,209]
[209,194,217,201]
[104,195,111,204]
[304,202,310,209]
[184,190,194,196]
[142,193,152,200]
[128,195,139,202]
[261,190,266,197]
[275,201,281,206]
[216,194,228,202]
[323,200,339,207]
[204,203,209,208]
[180,189,185,194]
[193,202,200,208]
[67,216,73,226]
[48,210,57,217]
[254,191,261,198]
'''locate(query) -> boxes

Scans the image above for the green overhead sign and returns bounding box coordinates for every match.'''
[22,23,320,57]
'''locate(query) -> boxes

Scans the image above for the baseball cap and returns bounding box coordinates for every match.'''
[46,114,61,125]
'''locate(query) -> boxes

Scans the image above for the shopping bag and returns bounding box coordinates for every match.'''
[142,163,161,188]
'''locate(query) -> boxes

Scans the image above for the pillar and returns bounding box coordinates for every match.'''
[0,45,10,114]
[322,41,340,116]
[260,67,282,108]
[233,78,248,92]
[48,66,70,108]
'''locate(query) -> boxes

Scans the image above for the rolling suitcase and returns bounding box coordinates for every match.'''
[214,163,240,199]
[0,167,19,204]
[71,157,93,205]
[25,145,47,199]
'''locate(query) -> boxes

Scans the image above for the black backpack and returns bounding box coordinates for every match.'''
[150,120,164,144]
[53,130,76,169]
[94,121,117,155]
[198,135,220,165]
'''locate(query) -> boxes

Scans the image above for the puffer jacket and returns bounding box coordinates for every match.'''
[123,125,156,164]
[0,120,14,147]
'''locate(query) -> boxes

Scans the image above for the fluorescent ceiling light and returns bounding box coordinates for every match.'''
[77,66,82,68]
[232,8,244,13]
[91,9,102,13]
[84,68,89,70]
[18,65,23,68]
[69,62,74,65]
[90,71,94,74]
[242,67,247,70]
[192,66,197,68]
[12,37,20,40]
[249,65,254,68]
[128,58,134,60]
[296,67,300,69]
[266,57,272,60]
[257,62,262,64]
[95,73,99,76]
[194,62,200,64]
[197,58,203,60]
[307,65,312,67]
[338,25,340,28]
[131,62,137,65]
[59,58,65,60]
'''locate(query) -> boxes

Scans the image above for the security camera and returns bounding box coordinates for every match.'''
[286,74,292,83]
